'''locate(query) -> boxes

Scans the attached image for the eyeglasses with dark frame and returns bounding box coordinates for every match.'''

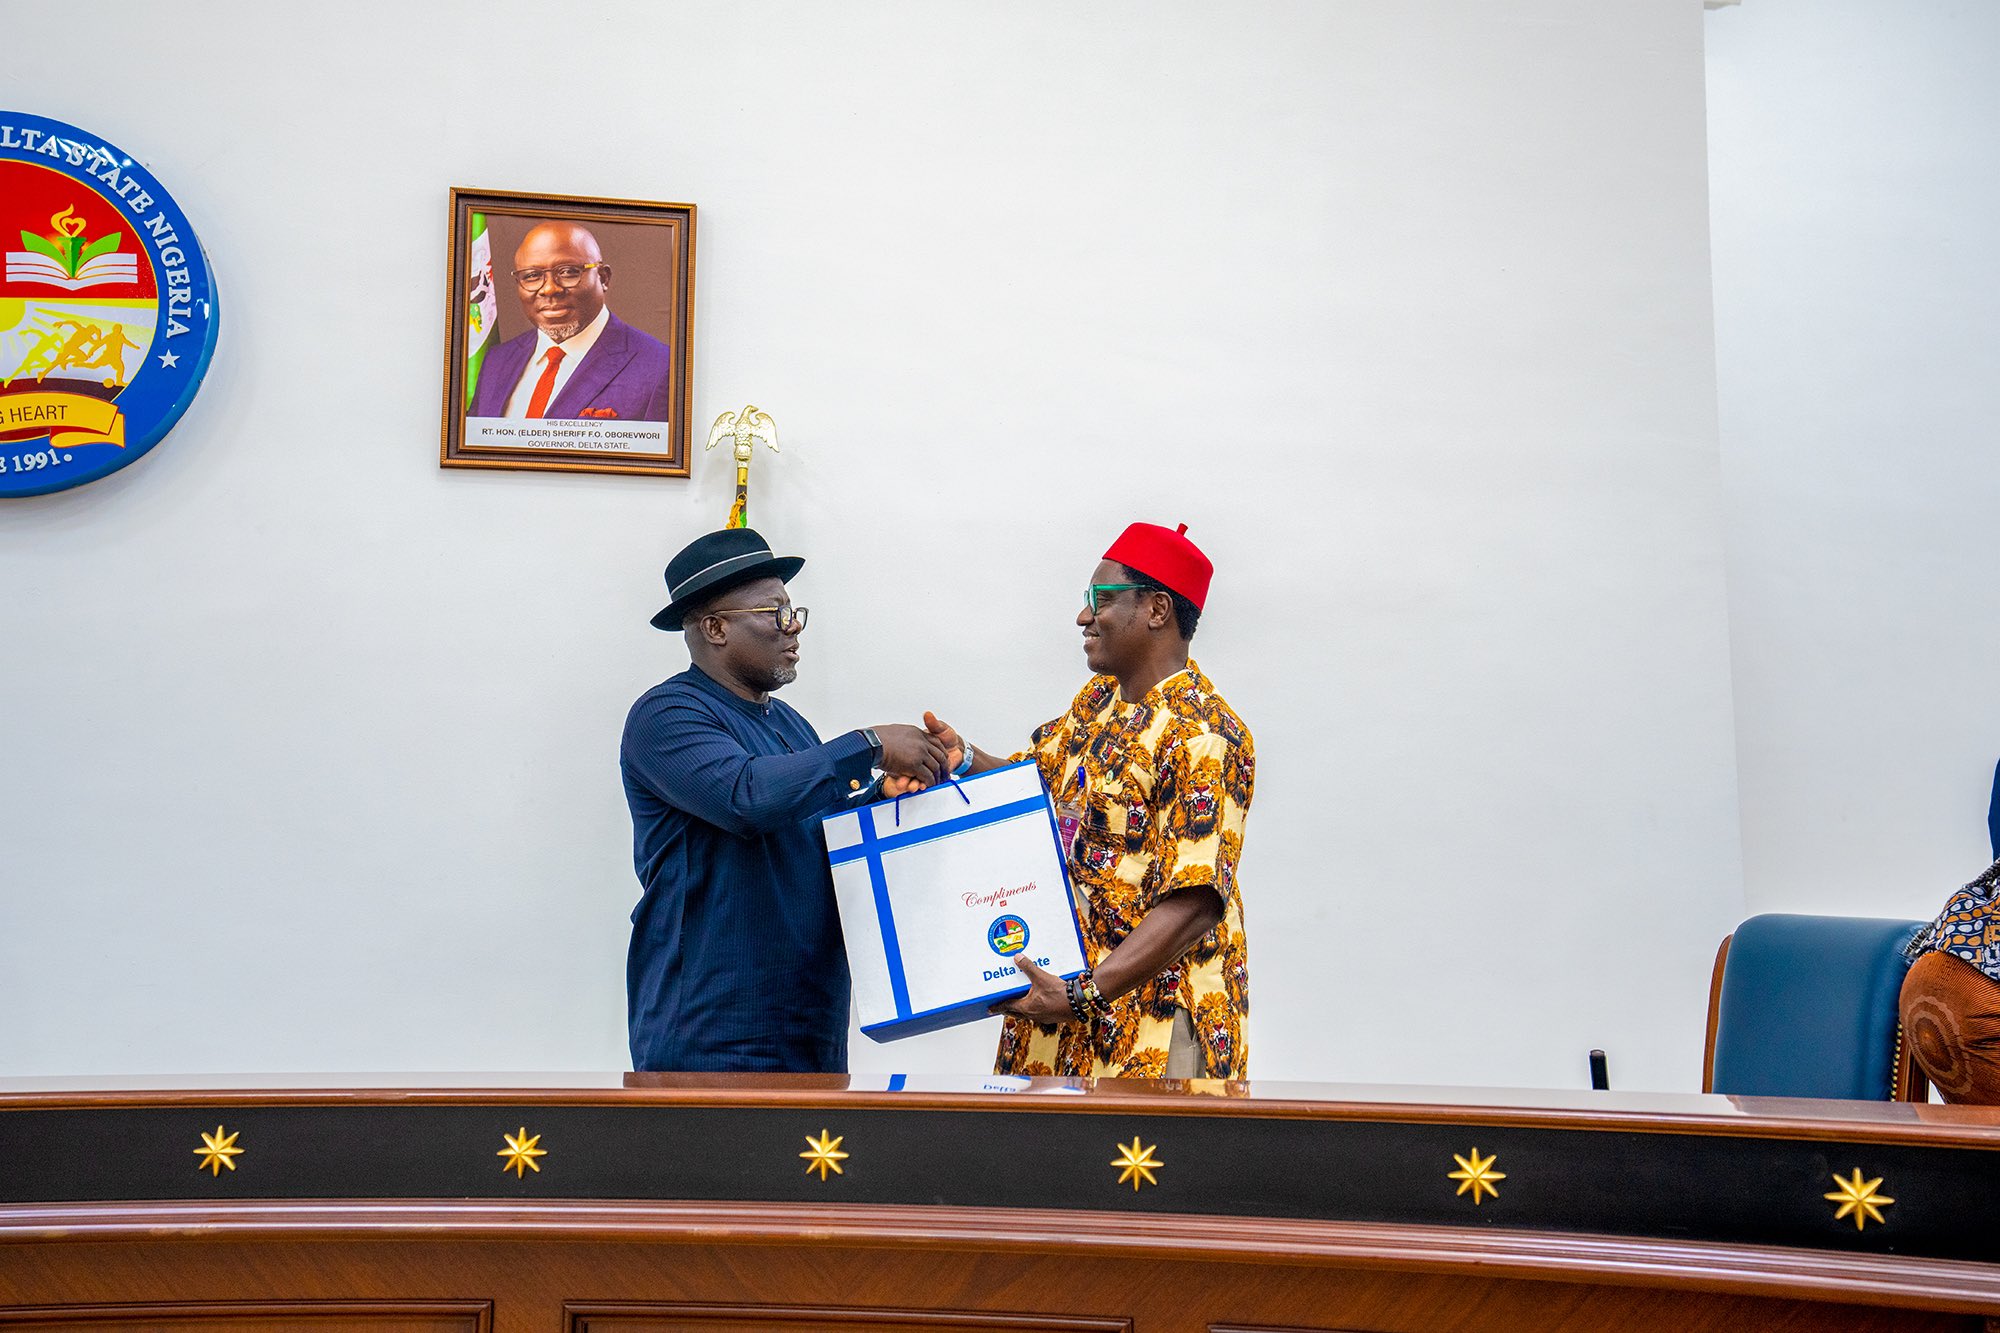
[1083,583,1149,615]
[708,605,809,634]
[511,262,608,292]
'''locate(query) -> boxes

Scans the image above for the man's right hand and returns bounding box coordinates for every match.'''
[922,711,965,771]
[874,723,950,784]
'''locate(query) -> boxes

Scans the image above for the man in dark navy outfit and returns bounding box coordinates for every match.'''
[621,529,950,1072]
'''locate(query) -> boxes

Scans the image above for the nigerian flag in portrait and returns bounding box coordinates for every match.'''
[464,211,496,410]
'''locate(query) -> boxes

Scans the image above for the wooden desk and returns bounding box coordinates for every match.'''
[3,1074,1998,1332]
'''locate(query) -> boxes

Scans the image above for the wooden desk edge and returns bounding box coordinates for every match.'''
[3,1200,1995,1317]
[5,1085,2000,1150]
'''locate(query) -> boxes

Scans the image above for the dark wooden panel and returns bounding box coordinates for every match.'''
[0,1233,1983,1333]
[6,1201,2000,1316]
[6,1102,1997,1260]
[567,1305,1127,1332]
[0,1300,489,1332]
[1200,1320,1376,1328]
[1208,1324,1372,1333]
[2,1079,1997,1332]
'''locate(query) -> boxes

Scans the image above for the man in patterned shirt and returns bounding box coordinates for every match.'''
[917,522,1254,1079]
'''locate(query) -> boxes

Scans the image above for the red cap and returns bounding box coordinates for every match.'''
[1103,522,1212,610]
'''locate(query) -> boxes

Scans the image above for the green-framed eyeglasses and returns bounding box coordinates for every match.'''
[1084,583,1146,614]
[709,605,808,633]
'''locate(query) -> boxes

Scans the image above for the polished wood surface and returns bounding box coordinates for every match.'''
[2,1231,1985,1332]
[6,1071,1998,1135]
[1703,934,1732,1094]
[4,1076,1999,1332]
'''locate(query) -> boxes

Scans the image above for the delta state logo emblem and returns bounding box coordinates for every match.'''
[987,914,1029,957]
[0,112,219,498]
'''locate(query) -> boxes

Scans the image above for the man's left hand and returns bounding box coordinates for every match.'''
[989,955,1073,1024]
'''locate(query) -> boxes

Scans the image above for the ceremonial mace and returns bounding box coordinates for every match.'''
[703,404,780,530]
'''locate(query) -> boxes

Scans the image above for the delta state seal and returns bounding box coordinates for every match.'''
[0,112,219,498]
[988,914,1029,957]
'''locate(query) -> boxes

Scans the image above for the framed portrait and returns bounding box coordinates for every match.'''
[439,187,695,477]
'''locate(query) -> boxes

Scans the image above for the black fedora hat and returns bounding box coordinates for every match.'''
[651,528,804,630]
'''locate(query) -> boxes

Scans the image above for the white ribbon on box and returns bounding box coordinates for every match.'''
[822,759,1089,1042]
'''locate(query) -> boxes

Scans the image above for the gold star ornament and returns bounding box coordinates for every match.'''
[800,1129,849,1180]
[1448,1148,1505,1204]
[1824,1168,1894,1231]
[497,1126,547,1177]
[1111,1136,1162,1190]
[193,1125,244,1176]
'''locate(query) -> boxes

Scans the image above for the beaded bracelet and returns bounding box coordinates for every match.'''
[1077,969,1115,1018]
[1064,974,1090,1023]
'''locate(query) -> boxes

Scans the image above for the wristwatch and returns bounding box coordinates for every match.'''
[861,727,883,768]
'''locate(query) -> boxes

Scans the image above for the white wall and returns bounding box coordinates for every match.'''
[0,0,1740,1092]
[1707,0,2000,917]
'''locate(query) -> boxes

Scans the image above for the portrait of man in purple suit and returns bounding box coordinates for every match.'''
[467,221,673,423]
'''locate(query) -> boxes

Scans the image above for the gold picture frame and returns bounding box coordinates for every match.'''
[439,187,695,477]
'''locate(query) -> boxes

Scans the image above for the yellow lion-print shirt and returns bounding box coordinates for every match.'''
[993,660,1253,1080]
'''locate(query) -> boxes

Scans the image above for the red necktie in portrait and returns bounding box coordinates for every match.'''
[525,345,566,419]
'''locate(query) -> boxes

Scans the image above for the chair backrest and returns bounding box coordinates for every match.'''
[1704,913,1927,1101]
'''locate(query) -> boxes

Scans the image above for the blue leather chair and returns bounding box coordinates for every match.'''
[1703,914,1929,1101]
[1988,757,1999,858]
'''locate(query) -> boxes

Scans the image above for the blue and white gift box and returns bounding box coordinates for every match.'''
[821,759,1089,1042]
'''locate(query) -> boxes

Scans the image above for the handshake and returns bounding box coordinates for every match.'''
[868,711,977,794]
